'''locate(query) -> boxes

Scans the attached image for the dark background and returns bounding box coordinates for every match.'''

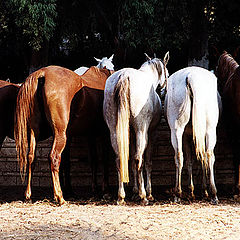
[0,0,239,87]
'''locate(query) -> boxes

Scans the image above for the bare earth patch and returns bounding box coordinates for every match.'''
[0,199,240,240]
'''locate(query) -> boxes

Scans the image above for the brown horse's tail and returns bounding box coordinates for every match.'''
[14,69,45,181]
[114,75,130,183]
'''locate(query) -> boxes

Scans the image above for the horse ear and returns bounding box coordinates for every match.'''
[94,57,101,62]
[164,51,170,65]
[153,53,157,58]
[108,54,114,61]
[144,53,151,60]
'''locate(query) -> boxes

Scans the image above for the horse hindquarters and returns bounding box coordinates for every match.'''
[42,91,71,205]
[103,75,130,204]
[188,75,219,203]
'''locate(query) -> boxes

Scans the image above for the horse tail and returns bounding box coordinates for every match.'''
[114,75,130,183]
[186,74,207,168]
[14,69,45,181]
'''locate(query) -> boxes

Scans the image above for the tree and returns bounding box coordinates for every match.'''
[4,0,57,74]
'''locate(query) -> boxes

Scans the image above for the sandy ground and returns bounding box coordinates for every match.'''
[0,195,240,240]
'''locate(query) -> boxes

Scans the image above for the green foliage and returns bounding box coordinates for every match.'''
[121,0,191,51]
[7,0,57,50]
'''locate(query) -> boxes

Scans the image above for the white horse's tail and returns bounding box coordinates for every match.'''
[186,75,207,168]
[114,75,130,183]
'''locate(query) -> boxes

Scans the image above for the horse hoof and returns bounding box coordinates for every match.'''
[117,199,126,206]
[202,190,209,200]
[25,198,32,204]
[133,187,138,195]
[147,195,154,201]
[56,198,66,206]
[140,199,149,206]
[103,193,111,201]
[174,196,181,203]
[132,193,140,202]
[233,195,240,202]
[211,197,219,205]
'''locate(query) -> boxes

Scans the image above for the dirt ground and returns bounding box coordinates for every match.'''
[0,187,240,240]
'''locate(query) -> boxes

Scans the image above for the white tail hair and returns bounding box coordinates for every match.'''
[186,74,207,168]
[114,75,130,183]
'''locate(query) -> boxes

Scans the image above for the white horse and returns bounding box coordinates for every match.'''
[165,66,221,204]
[103,52,169,205]
[74,54,114,75]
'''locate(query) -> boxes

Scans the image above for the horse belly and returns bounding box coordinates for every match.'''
[68,87,107,136]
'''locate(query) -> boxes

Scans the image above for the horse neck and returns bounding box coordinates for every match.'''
[139,64,160,90]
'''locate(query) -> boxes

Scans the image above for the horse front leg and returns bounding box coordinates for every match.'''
[233,140,240,200]
[60,136,73,198]
[87,136,98,194]
[101,138,110,195]
[237,163,240,199]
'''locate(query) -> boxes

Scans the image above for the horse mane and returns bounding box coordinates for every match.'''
[217,51,239,83]
[143,58,163,81]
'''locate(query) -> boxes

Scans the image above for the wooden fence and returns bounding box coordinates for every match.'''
[0,116,235,195]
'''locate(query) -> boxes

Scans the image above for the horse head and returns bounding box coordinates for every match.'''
[94,54,114,71]
[142,52,170,91]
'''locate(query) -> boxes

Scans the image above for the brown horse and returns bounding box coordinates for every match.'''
[216,51,240,200]
[14,66,112,204]
[0,80,20,146]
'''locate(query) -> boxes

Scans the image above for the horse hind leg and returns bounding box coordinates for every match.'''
[145,139,154,201]
[206,128,218,204]
[183,134,195,200]
[130,134,138,199]
[25,128,38,202]
[171,127,185,203]
[101,137,110,195]
[109,131,126,205]
[134,126,149,205]
[49,131,67,205]
[201,160,209,199]
[87,136,98,194]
